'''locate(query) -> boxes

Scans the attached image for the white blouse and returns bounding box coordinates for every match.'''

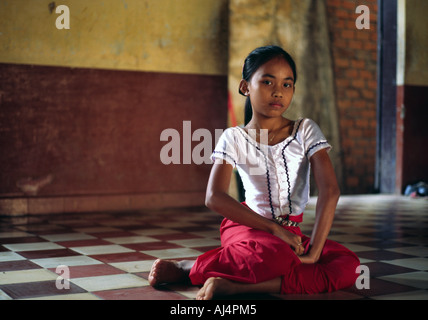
[212,118,331,220]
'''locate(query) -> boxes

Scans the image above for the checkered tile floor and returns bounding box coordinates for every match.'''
[1,195,427,300]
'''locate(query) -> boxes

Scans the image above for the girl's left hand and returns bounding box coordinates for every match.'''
[271,224,305,256]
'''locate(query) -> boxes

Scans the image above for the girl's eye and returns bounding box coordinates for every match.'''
[284,83,293,88]
[262,80,272,85]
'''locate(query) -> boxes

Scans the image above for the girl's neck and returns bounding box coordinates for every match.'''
[246,116,291,132]
[245,116,294,145]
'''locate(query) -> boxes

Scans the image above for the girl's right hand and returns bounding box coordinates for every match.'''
[271,224,304,256]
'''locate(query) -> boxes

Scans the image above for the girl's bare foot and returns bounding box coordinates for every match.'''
[148,259,193,287]
[196,276,282,300]
[196,277,235,300]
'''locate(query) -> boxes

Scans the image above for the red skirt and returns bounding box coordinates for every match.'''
[189,216,360,294]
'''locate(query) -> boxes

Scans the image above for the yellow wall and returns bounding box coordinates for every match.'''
[0,0,228,75]
[404,0,428,86]
[397,0,428,86]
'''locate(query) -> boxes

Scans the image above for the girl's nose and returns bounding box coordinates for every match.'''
[273,89,283,98]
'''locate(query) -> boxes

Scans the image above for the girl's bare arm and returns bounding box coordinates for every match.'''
[300,149,340,263]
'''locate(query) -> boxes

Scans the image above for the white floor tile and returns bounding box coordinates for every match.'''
[110,260,155,273]
[383,258,428,271]
[0,269,57,285]
[104,235,160,244]
[378,271,428,289]
[31,255,103,268]
[3,242,64,252]
[71,274,148,292]
[0,251,26,262]
[70,245,134,255]
[40,233,96,242]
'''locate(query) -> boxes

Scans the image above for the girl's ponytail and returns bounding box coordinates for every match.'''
[244,97,252,126]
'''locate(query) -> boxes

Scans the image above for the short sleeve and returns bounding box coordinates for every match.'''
[211,128,239,167]
[301,119,332,159]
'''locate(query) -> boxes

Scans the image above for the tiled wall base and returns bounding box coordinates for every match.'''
[0,192,205,216]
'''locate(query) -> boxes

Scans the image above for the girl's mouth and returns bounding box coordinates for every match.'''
[269,102,284,108]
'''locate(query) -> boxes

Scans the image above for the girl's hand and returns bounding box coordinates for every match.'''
[298,248,321,264]
[271,224,304,256]
[298,254,318,264]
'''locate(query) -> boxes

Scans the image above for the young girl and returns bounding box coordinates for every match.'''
[149,45,360,300]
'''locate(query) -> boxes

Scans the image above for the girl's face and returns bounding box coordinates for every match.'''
[240,57,295,120]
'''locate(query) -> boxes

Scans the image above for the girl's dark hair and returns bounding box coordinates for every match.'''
[240,45,297,125]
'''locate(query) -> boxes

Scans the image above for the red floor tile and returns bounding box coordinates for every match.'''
[122,241,183,251]
[90,251,156,263]
[0,280,86,299]
[150,233,203,241]
[0,259,42,272]
[17,248,80,259]
[47,264,126,279]
[343,278,417,298]
[56,239,112,248]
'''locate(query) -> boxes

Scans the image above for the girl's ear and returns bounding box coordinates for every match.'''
[239,79,249,96]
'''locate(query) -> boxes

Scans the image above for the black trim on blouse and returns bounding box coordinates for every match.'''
[280,119,304,217]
